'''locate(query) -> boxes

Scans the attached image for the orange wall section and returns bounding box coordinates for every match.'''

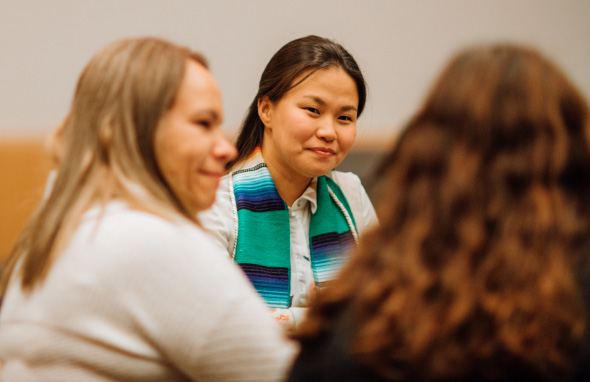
[0,138,54,264]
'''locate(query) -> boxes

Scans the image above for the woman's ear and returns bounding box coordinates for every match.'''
[258,96,272,127]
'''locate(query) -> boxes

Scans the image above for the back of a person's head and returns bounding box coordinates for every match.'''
[302,43,590,381]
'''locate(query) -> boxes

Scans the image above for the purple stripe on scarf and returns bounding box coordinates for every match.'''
[311,231,355,259]
[235,197,285,212]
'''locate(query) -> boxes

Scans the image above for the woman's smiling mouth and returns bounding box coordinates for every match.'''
[307,147,336,158]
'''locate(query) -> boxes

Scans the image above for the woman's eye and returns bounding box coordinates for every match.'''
[195,120,212,129]
[338,115,353,122]
[305,107,320,114]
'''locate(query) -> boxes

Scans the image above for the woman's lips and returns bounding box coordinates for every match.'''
[200,170,224,179]
[308,147,336,158]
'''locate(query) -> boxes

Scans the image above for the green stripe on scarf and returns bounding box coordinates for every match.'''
[230,149,358,308]
[309,176,357,289]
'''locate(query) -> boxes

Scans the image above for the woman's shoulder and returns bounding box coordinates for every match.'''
[89,201,201,236]
[60,201,231,287]
[326,170,378,232]
[327,170,362,186]
[75,201,221,260]
[325,170,365,201]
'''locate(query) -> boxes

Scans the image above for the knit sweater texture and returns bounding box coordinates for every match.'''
[0,201,297,381]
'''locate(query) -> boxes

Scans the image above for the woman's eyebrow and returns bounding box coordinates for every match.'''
[303,95,357,112]
[341,105,358,113]
[303,95,326,106]
[192,109,222,122]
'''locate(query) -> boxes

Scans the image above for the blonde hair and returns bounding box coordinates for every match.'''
[2,37,208,293]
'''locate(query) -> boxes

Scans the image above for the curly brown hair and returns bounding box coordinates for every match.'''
[298,44,590,381]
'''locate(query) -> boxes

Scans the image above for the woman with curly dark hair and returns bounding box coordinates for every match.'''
[288,43,590,381]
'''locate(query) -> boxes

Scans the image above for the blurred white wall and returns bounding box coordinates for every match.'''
[1,0,589,146]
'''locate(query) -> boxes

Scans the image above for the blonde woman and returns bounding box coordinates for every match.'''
[0,37,296,381]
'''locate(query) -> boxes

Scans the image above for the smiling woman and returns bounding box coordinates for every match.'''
[258,66,358,205]
[0,37,295,382]
[155,60,236,215]
[199,35,378,333]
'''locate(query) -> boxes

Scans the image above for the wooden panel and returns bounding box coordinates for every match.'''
[0,139,53,264]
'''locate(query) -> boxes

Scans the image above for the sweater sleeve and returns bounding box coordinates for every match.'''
[98,214,297,382]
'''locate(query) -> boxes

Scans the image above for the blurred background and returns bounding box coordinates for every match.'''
[1,0,589,264]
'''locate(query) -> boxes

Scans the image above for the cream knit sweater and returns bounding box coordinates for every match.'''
[0,201,297,381]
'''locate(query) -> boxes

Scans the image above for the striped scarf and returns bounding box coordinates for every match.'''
[228,148,358,308]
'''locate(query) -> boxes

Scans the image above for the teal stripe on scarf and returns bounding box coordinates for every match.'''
[309,176,357,288]
[231,152,357,308]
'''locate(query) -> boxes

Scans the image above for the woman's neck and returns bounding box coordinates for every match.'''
[260,151,311,206]
[267,163,311,207]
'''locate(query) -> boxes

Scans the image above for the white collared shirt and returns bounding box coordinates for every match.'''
[199,170,378,308]
[288,183,317,307]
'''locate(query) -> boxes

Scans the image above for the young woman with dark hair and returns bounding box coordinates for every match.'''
[200,35,377,332]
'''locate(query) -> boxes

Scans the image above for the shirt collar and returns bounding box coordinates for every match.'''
[297,178,318,214]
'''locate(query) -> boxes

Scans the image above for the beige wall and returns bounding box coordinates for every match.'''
[1,0,589,140]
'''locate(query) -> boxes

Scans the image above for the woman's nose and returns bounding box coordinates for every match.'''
[316,118,336,142]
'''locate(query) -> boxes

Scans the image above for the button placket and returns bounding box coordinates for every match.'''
[289,195,314,307]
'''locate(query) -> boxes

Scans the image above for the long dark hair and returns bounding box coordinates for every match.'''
[231,35,367,166]
[299,43,590,381]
